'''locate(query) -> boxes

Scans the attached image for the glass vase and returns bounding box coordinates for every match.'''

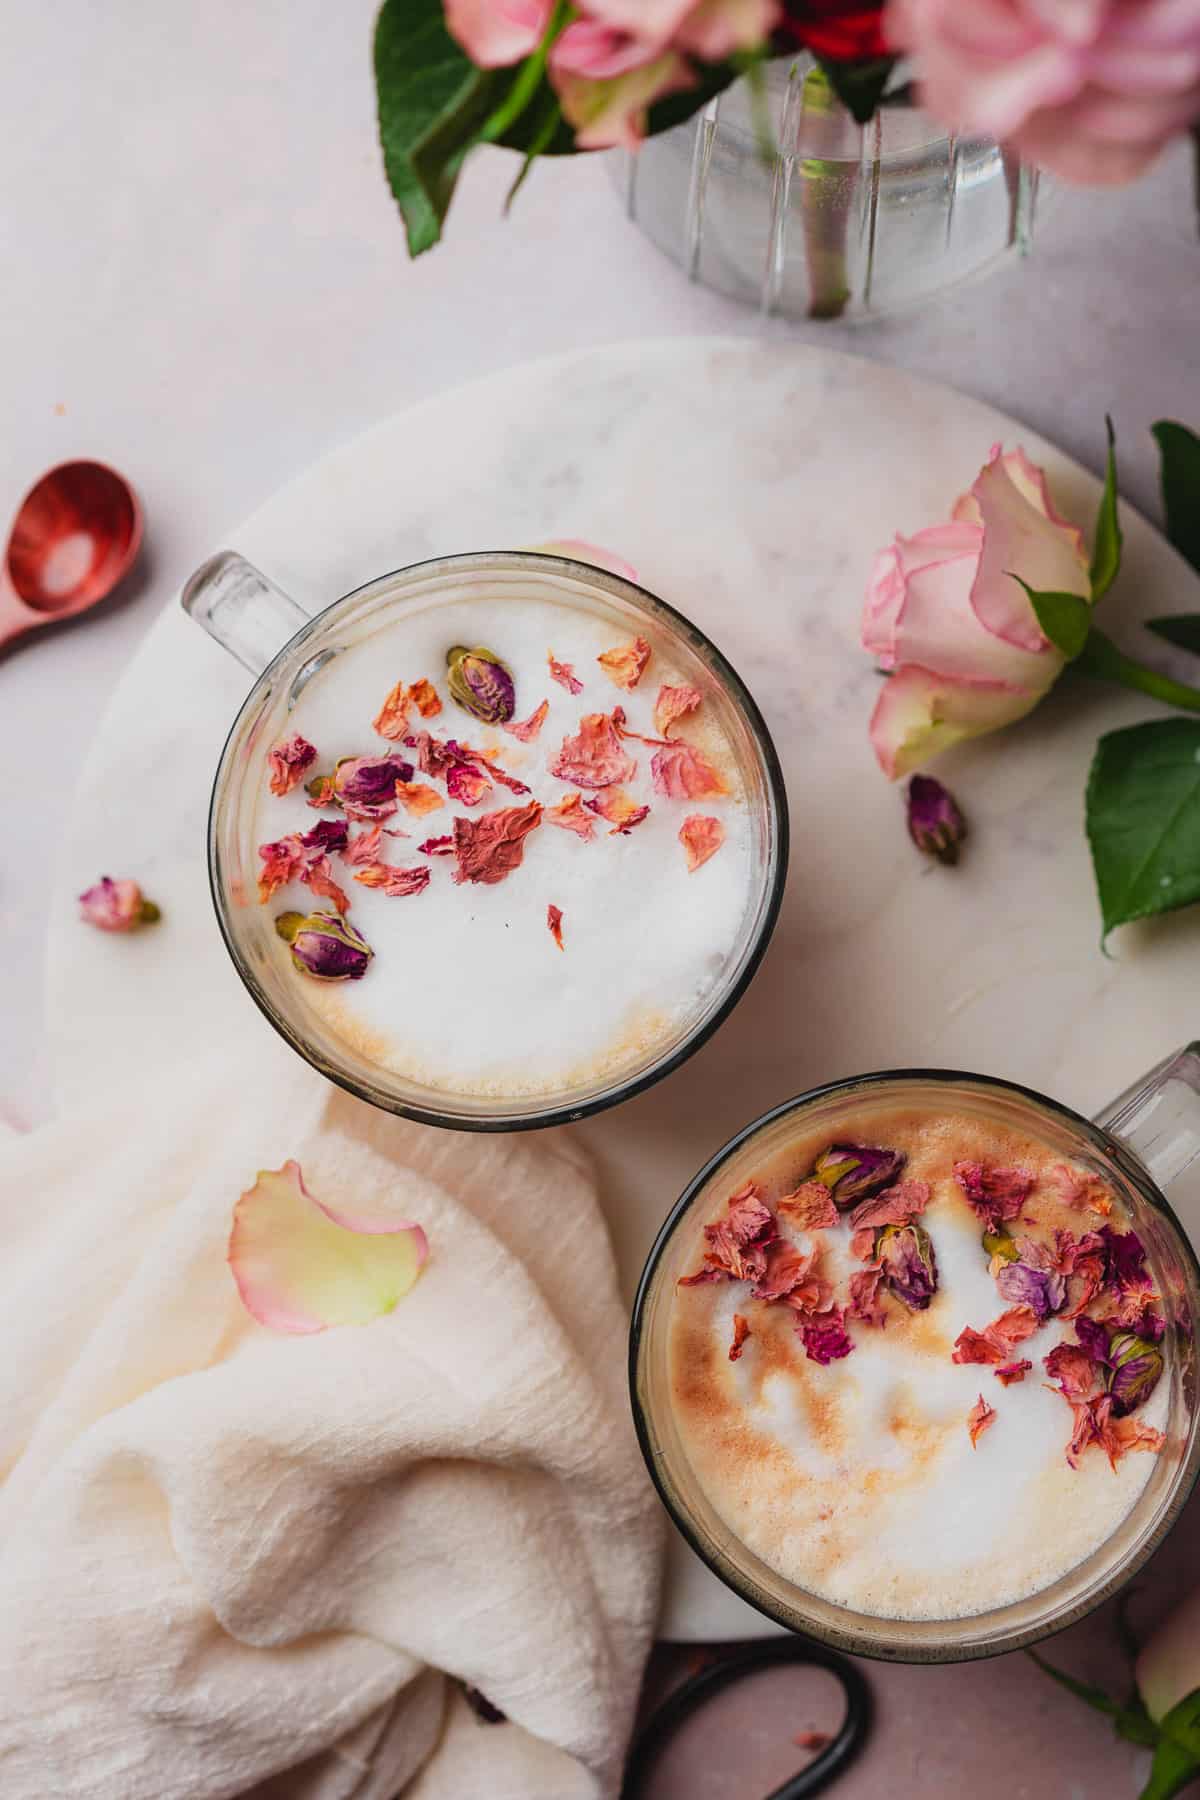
[613,58,1040,322]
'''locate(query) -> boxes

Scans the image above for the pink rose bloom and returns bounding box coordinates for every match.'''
[886,0,1200,185]
[863,446,1091,779]
[549,21,693,150]
[582,0,781,58]
[79,876,159,932]
[443,0,554,67]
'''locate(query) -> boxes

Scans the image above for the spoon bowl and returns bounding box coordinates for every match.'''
[1,460,142,650]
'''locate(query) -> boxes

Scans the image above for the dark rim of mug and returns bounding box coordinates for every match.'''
[207,550,790,1134]
[628,1065,1200,1662]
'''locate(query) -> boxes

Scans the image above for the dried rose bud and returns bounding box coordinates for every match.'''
[79,877,160,932]
[876,1222,939,1310]
[446,645,516,724]
[810,1143,906,1208]
[906,775,967,866]
[275,910,373,980]
[1108,1331,1164,1417]
[331,754,412,819]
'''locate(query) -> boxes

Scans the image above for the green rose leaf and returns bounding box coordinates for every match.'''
[1086,718,1200,937]
[1090,414,1123,603]
[1013,579,1092,660]
[1145,616,1200,656]
[1152,420,1200,578]
[1140,1688,1200,1800]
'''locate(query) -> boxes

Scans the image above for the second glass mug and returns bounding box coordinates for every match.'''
[631,1049,1200,1662]
[181,547,788,1132]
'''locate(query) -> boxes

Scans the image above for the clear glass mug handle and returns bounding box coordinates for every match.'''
[181,551,310,675]
[1095,1043,1200,1242]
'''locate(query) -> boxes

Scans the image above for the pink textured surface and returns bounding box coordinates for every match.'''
[638,1484,1200,1798]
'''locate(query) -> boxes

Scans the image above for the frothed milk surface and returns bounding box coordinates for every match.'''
[668,1102,1170,1622]
[254,586,755,1097]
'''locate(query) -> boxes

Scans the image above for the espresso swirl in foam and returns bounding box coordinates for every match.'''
[668,1103,1169,1622]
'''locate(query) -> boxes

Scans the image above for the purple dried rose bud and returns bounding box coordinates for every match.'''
[1108,1331,1164,1417]
[876,1222,939,1311]
[995,1260,1067,1321]
[811,1143,906,1209]
[906,775,967,866]
[447,645,516,725]
[275,909,373,981]
[331,754,414,819]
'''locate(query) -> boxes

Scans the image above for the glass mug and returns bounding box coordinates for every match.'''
[630,1052,1200,1662]
[182,548,789,1132]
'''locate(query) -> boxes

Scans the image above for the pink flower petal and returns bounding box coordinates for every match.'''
[229,1160,428,1334]
[954,447,1090,653]
[869,664,1041,780]
[443,0,553,66]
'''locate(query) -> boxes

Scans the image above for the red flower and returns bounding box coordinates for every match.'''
[777,2,888,61]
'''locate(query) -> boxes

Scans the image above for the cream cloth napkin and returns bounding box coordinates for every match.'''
[0,1040,663,1799]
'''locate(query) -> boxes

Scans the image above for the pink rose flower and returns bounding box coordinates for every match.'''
[886,0,1200,186]
[549,22,694,149]
[863,446,1091,779]
[581,0,781,59]
[443,0,554,67]
[79,876,160,932]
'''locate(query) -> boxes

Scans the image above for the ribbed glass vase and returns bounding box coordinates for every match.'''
[613,59,1040,322]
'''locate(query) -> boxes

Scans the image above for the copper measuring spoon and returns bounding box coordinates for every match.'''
[0,460,143,651]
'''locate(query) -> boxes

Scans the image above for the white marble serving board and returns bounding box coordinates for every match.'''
[49,338,1200,1642]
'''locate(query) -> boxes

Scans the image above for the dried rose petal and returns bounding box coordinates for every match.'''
[352,862,432,898]
[751,1241,816,1303]
[258,825,350,909]
[995,1261,1066,1320]
[995,1359,1033,1386]
[777,1183,839,1232]
[1099,1225,1151,1294]
[343,826,385,867]
[847,1181,931,1233]
[545,793,597,842]
[452,801,543,886]
[679,814,725,872]
[1062,1247,1108,1320]
[333,754,413,821]
[306,773,336,808]
[876,1222,939,1310]
[79,876,160,932]
[551,712,637,789]
[1111,1292,1166,1340]
[584,788,650,834]
[408,678,442,719]
[654,684,702,739]
[446,764,491,807]
[597,636,651,691]
[419,834,455,857]
[850,1227,876,1262]
[1052,1164,1114,1215]
[258,838,307,903]
[446,645,516,725]
[1073,1316,1112,1364]
[1099,1410,1165,1468]
[302,819,350,856]
[680,1183,777,1287]
[548,653,583,696]
[505,699,550,743]
[395,781,445,818]
[729,1314,751,1362]
[906,774,967,866]
[547,903,564,950]
[954,1161,1035,1226]
[800,1309,854,1366]
[306,858,351,915]
[1044,1341,1105,1401]
[373,681,411,740]
[952,1305,1039,1365]
[276,910,373,980]
[1108,1331,1165,1417]
[650,741,727,801]
[228,1158,426,1333]
[811,1144,907,1209]
[267,733,317,796]
[848,1265,887,1326]
[967,1395,996,1448]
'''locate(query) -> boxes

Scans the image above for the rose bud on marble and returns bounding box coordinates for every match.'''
[810,1143,906,1208]
[79,876,160,932]
[446,645,516,724]
[906,774,967,865]
[276,910,373,981]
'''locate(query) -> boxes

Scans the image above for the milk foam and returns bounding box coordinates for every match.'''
[669,1106,1169,1622]
[255,585,755,1097]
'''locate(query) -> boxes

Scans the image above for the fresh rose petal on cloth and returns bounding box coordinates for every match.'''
[551,712,637,788]
[229,1159,428,1334]
[679,814,725,871]
[597,636,651,691]
[267,733,317,796]
[78,876,159,932]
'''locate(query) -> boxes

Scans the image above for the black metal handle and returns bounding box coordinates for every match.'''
[621,1638,872,1800]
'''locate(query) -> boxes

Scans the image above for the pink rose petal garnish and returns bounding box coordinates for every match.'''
[305,858,351,916]
[777,1183,839,1232]
[650,741,727,800]
[547,903,564,950]
[597,636,651,691]
[267,733,318,796]
[551,712,637,789]
[419,834,456,856]
[373,682,410,740]
[994,1359,1033,1386]
[545,793,597,841]
[1052,1164,1114,1216]
[954,1160,1035,1226]
[452,801,543,886]
[79,876,160,932]
[505,699,550,742]
[967,1394,996,1448]
[228,1159,427,1334]
[395,780,445,817]
[952,1305,1039,1365]
[584,788,650,834]
[728,1313,750,1362]
[654,684,702,738]
[408,678,442,719]
[848,1266,887,1326]
[342,825,385,866]
[352,862,432,897]
[679,814,725,872]
[847,1181,930,1232]
[548,652,584,696]
[801,1308,854,1365]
